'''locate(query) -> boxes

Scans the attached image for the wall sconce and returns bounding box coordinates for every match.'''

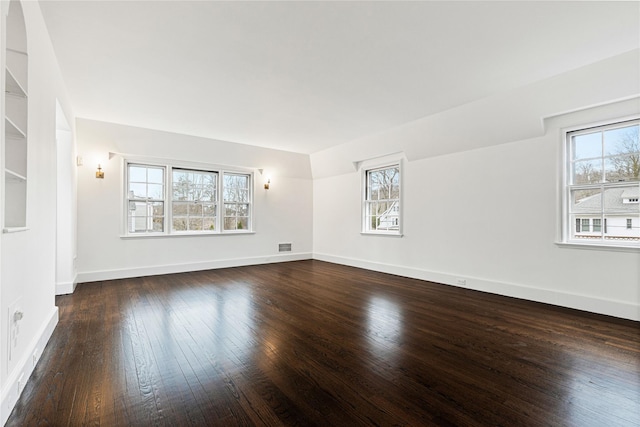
[264,178,270,190]
[96,164,104,179]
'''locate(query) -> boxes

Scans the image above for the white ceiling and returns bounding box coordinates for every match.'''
[38,1,640,154]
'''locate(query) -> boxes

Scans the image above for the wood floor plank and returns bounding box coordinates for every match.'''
[5,260,640,426]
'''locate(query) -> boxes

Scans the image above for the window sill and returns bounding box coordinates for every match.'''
[555,241,640,253]
[360,231,404,238]
[121,231,256,239]
[2,227,29,234]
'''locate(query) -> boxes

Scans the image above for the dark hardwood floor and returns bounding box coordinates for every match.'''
[6,260,640,426]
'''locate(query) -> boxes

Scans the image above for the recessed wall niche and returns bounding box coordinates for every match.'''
[3,0,28,230]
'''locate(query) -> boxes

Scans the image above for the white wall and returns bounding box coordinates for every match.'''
[55,100,77,295]
[312,50,640,321]
[76,119,313,282]
[0,1,76,424]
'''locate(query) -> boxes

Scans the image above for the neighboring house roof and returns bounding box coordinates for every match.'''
[574,186,639,214]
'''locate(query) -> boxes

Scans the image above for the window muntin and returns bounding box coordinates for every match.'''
[125,161,252,236]
[223,173,251,231]
[565,119,639,246]
[363,164,401,234]
[127,164,165,233]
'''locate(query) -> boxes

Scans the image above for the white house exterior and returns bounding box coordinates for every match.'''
[378,201,400,231]
[572,186,639,241]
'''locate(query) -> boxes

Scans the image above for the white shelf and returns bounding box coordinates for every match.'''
[5,67,27,98]
[5,169,26,182]
[4,116,26,139]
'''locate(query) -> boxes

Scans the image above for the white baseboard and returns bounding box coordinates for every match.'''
[76,252,313,283]
[0,306,59,426]
[55,276,77,295]
[313,253,639,321]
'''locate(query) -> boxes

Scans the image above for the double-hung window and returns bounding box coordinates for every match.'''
[125,160,252,236]
[362,163,401,235]
[563,118,639,248]
[172,169,218,232]
[223,173,251,231]
[127,164,165,233]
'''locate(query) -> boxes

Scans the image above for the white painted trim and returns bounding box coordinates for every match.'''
[55,275,77,295]
[555,241,640,253]
[0,307,59,426]
[76,252,313,283]
[312,253,640,322]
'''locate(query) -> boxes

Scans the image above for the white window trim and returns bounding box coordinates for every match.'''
[358,153,404,237]
[558,115,640,251]
[121,156,254,237]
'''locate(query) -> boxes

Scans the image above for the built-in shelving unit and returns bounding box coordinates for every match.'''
[3,1,28,232]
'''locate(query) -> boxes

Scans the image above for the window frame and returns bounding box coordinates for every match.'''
[126,163,166,234]
[122,158,254,237]
[560,116,639,250]
[361,160,403,236]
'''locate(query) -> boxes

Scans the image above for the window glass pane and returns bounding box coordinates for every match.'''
[367,167,400,201]
[172,202,188,216]
[572,159,602,184]
[133,217,147,232]
[147,168,164,184]
[593,219,601,232]
[603,187,639,214]
[173,169,217,201]
[148,184,164,199]
[129,201,148,217]
[129,183,147,199]
[238,204,249,216]
[570,189,601,214]
[236,175,249,189]
[605,156,640,182]
[129,166,147,182]
[604,125,639,157]
[369,187,380,201]
[571,216,596,240]
[225,204,237,216]
[189,218,203,231]
[626,216,639,241]
[170,168,218,232]
[173,177,189,200]
[173,218,187,231]
[572,132,602,160]
[189,203,203,216]
[151,202,164,217]
[152,217,164,232]
[599,187,640,241]
[236,218,248,230]
[203,204,216,217]
[203,218,215,231]
[224,217,236,230]
[224,173,251,202]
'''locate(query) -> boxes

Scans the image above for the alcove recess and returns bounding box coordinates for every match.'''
[3,0,28,231]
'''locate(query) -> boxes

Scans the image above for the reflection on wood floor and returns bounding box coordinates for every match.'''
[6,260,640,426]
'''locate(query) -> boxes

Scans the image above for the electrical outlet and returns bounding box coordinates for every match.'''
[456,278,467,286]
[8,299,23,362]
